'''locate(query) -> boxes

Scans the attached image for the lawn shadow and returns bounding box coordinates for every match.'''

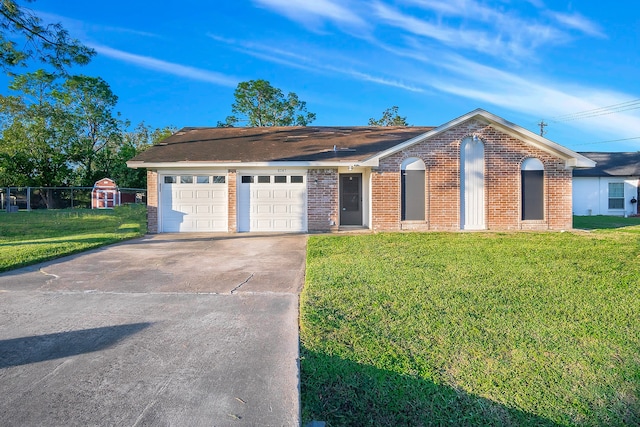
[0,323,152,368]
[301,346,564,427]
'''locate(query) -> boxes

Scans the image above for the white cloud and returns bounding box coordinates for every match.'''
[252,0,366,29]
[207,34,423,92]
[547,11,605,38]
[36,11,161,39]
[427,54,640,138]
[372,1,568,59]
[89,44,238,87]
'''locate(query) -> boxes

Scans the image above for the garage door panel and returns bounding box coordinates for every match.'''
[273,189,288,198]
[256,204,272,214]
[272,204,288,214]
[256,189,272,199]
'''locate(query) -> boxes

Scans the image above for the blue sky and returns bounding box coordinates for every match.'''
[8,0,640,151]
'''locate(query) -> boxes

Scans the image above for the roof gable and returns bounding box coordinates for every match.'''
[360,109,595,169]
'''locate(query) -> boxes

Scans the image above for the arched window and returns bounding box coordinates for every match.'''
[521,158,544,220]
[401,157,425,221]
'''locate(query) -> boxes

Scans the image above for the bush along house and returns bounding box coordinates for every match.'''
[127,109,595,233]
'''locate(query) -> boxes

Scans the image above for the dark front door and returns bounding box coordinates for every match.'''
[340,174,362,225]
[521,170,544,220]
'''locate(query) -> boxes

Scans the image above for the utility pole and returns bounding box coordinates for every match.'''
[537,120,548,137]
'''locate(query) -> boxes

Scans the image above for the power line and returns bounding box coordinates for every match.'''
[572,136,640,146]
[550,98,640,122]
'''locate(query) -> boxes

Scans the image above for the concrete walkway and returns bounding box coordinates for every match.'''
[0,233,306,426]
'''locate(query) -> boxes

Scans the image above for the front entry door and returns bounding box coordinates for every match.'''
[340,174,362,225]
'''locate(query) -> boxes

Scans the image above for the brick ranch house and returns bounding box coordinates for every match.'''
[127,109,595,233]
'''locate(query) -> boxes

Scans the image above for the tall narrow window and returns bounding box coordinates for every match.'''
[608,183,624,209]
[401,158,426,221]
[521,158,544,220]
[460,136,485,229]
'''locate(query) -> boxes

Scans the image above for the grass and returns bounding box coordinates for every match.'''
[0,204,147,273]
[301,224,640,425]
[573,214,640,232]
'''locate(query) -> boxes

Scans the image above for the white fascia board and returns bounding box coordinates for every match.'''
[126,160,361,169]
[359,108,596,169]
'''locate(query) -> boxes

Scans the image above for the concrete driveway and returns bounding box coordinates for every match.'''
[0,233,306,426]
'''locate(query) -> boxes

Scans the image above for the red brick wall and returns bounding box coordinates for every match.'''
[227,169,237,232]
[308,169,339,232]
[372,119,573,231]
[146,170,158,233]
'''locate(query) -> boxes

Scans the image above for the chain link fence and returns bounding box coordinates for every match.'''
[1,187,146,211]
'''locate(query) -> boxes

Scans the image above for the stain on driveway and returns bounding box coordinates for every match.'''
[0,233,306,426]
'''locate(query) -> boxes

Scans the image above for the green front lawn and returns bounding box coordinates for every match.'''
[573,214,640,232]
[301,228,640,425]
[0,205,147,272]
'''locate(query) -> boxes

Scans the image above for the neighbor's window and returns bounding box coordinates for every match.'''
[258,176,271,183]
[212,176,226,184]
[274,176,287,183]
[164,176,176,184]
[290,175,304,183]
[180,175,193,184]
[608,183,625,209]
[241,176,254,184]
[196,175,210,184]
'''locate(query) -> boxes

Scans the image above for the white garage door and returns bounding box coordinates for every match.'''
[160,174,228,232]
[238,173,307,232]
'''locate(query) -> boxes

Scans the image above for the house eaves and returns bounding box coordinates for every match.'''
[126,160,364,169]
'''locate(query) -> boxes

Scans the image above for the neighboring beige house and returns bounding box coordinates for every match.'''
[127,109,594,233]
[573,152,640,217]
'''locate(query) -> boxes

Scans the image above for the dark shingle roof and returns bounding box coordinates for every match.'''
[574,152,640,176]
[130,126,435,163]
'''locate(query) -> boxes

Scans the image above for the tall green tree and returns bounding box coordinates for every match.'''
[218,79,316,127]
[56,75,123,185]
[0,70,73,206]
[0,0,94,72]
[0,70,70,185]
[368,106,409,126]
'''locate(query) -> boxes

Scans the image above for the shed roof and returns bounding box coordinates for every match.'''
[574,152,640,177]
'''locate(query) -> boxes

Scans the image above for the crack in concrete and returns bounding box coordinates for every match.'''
[39,269,59,279]
[230,273,254,294]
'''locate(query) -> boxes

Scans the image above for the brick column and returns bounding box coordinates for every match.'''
[227,169,237,232]
[146,170,158,233]
[308,169,338,232]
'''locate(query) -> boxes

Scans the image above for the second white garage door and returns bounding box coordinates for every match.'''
[238,173,307,232]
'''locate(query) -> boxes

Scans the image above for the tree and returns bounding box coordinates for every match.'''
[0,0,94,72]
[368,106,409,126]
[0,69,74,206]
[218,79,316,127]
[95,122,176,188]
[56,75,123,185]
